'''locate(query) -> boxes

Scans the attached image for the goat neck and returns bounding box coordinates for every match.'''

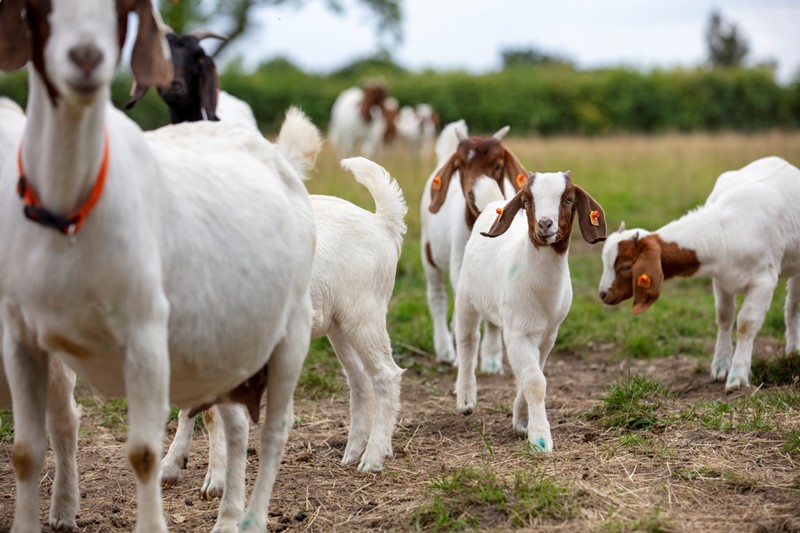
[22,68,107,218]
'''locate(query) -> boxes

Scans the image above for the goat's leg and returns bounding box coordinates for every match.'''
[46,358,80,532]
[200,407,228,500]
[4,333,49,533]
[423,246,455,363]
[785,275,800,354]
[726,279,776,391]
[455,295,481,415]
[506,334,552,452]
[124,317,170,533]
[240,305,310,531]
[711,279,736,381]
[327,326,374,467]
[160,409,195,489]
[479,321,504,374]
[337,318,403,472]
[210,404,249,533]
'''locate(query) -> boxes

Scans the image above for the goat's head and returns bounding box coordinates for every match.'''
[481,171,607,255]
[360,82,388,122]
[126,28,226,122]
[598,223,663,313]
[428,126,528,227]
[0,0,171,107]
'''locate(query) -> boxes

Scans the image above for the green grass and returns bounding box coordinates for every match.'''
[602,508,672,533]
[296,337,344,401]
[588,373,673,431]
[680,388,800,433]
[783,429,800,459]
[96,398,129,440]
[0,409,13,443]
[413,466,575,531]
[751,351,800,387]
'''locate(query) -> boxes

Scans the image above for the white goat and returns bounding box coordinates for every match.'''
[598,156,800,391]
[420,121,528,370]
[395,103,438,158]
[328,84,389,157]
[161,156,407,495]
[0,2,318,533]
[216,91,259,131]
[455,172,606,451]
[0,96,83,532]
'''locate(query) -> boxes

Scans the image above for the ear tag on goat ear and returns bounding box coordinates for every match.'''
[432,175,442,191]
[637,274,651,289]
[515,173,526,188]
[590,210,600,227]
[495,207,504,216]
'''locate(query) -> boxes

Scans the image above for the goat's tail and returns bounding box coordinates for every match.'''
[473,178,505,213]
[340,157,408,252]
[276,106,323,180]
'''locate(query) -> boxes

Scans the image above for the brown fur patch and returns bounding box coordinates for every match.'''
[42,333,93,359]
[12,443,35,481]
[128,444,156,483]
[657,238,701,279]
[425,241,438,270]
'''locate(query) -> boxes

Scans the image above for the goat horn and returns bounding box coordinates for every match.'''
[190,29,228,42]
[455,127,467,141]
[492,125,510,140]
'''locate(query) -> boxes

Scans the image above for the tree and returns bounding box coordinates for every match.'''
[705,10,749,68]
[159,0,403,59]
[500,47,573,70]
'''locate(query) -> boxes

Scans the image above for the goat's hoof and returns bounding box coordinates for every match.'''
[710,359,730,381]
[528,435,553,453]
[513,419,528,437]
[49,517,78,532]
[457,401,475,415]
[342,444,367,466]
[160,472,179,489]
[725,367,750,392]
[200,476,224,500]
[357,459,384,473]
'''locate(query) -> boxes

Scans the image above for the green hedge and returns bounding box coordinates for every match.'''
[2,63,797,135]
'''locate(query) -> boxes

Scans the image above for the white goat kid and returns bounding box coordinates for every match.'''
[0,97,82,532]
[0,2,317,533]
[598,157,800,391]
[420,121,527,370]
[455,172,606,451]
[162,156,407,493]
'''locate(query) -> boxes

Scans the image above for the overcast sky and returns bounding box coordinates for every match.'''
[224,0,800,83]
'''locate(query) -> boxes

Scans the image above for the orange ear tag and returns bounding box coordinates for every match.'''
[515,173,526,188]
[637,274,651,289]
[432,176,442,191]
[590,210,600,227]
[495,207,504,216]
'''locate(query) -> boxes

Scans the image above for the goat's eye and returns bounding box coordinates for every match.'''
[619,264,632,274]
[493,163,503,173]
[563,197,574,206]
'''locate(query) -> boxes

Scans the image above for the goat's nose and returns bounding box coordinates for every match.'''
[537,219,554,232]
[169,80,183,91]
[599,290,607,300]
[68,44,103,75]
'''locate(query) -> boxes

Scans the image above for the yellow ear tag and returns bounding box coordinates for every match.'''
[515,173,526,188]
[495,207,504,216]
[637,274,651,289]
[590,210,600,227]
[432,175,442,191]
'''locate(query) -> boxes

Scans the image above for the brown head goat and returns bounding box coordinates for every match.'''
[420,121,528,367]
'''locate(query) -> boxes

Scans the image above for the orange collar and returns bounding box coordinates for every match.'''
[16,131,110,240]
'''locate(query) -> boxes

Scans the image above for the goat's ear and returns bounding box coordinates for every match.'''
[480,189,525,238]
[124,81,150,109]
[130,0,173,88]
[199,56,220,121]
[631,236,663,314]
[503,149,528,192]
[428,154,458,214]
[574,186,607,244]
[0,0,32,71]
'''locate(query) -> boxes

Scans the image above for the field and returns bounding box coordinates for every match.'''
[2,131,800,532]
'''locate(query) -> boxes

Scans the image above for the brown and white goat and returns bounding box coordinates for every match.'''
[420,121,528,369]
[328,82,391,157]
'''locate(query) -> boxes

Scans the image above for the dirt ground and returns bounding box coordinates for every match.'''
[1,343,799,532]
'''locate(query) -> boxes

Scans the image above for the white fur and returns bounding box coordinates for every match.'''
[328,87,386,157]
[395,103,437,158]
[599,156,800,391]
[215,90,258,131]
[0,3,317,532]
[455,173,576,453]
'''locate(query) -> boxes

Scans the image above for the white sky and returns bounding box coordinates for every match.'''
[221,0,800,83]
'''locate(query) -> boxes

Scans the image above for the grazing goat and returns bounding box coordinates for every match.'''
[455,172,606,451]
[420,121,528,370]
[162,156,407,496]
[598,157,800,391]
[0,2,319,532]
[328,83,390,157]
[0,97,83,532]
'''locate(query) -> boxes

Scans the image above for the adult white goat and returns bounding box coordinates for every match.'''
[0,2,318,533]
[328,84,390,157]
[161,156,407,496]
[455,172,606,451]
[598,156,800,391]
[420,121,528,369]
